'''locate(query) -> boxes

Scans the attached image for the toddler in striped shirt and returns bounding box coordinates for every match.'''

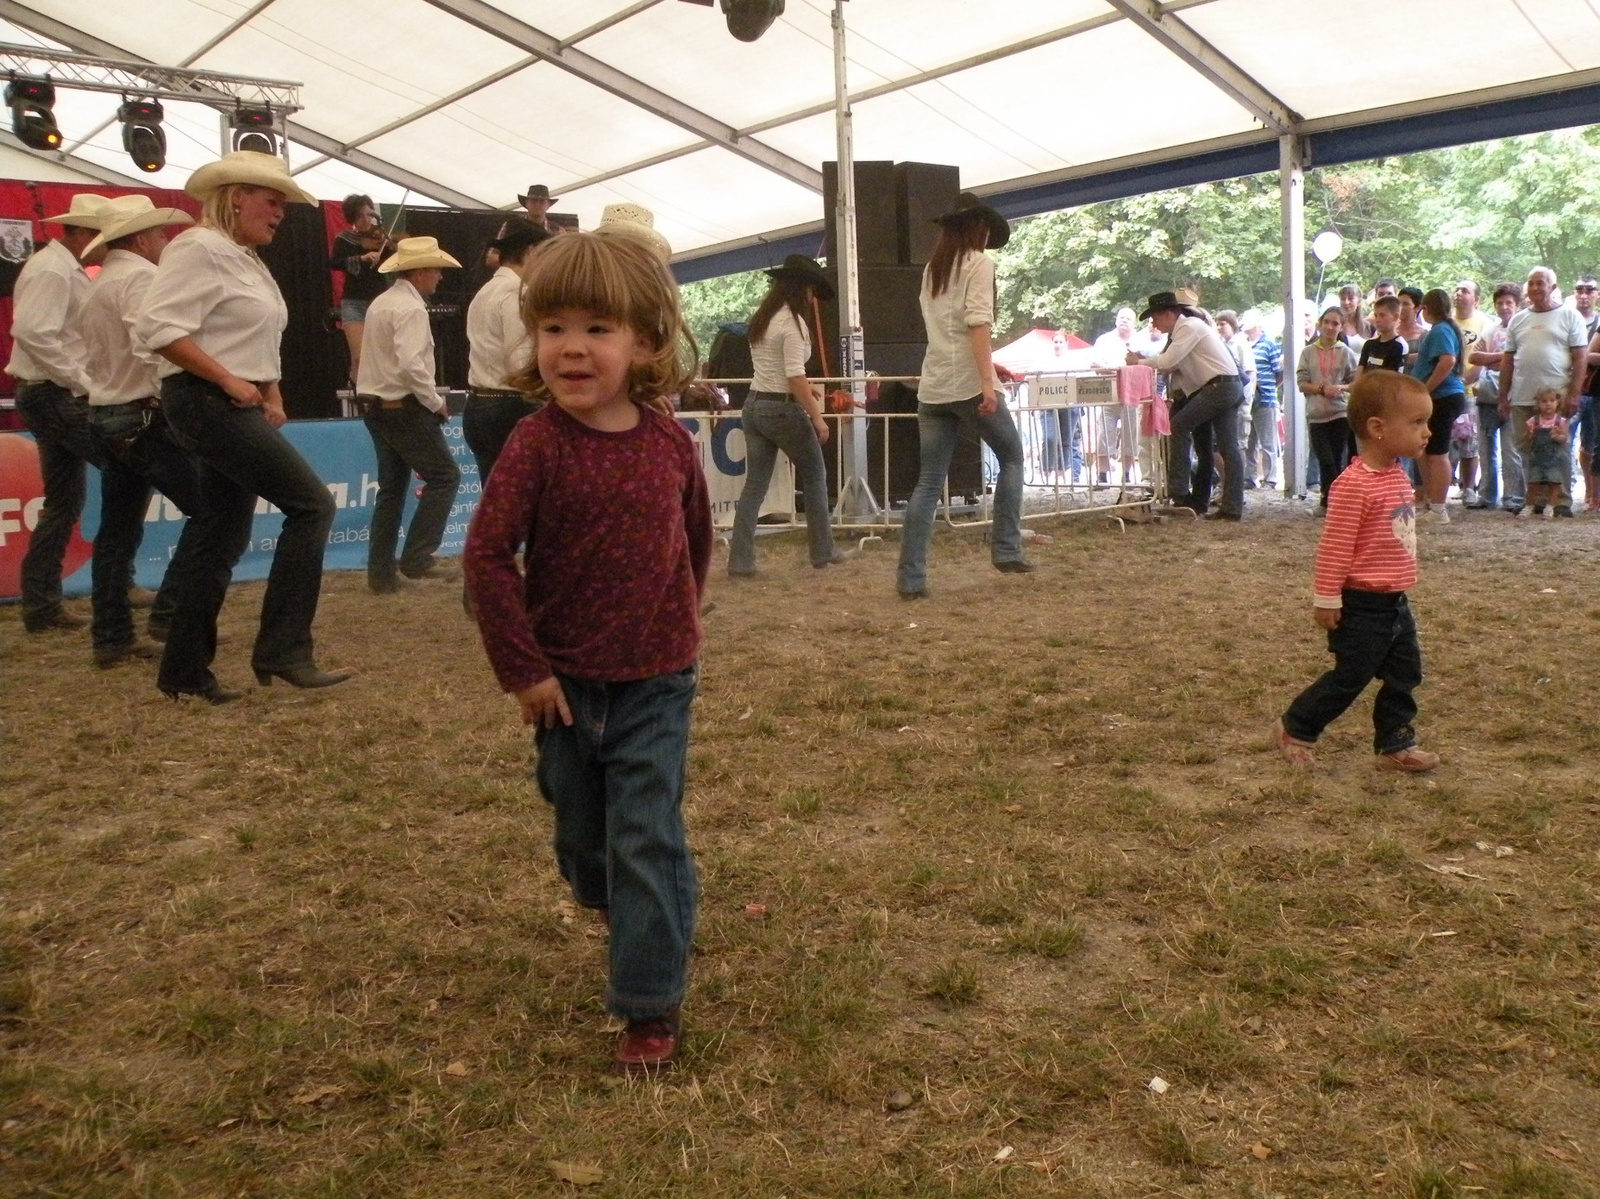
[1275,372,1441,773]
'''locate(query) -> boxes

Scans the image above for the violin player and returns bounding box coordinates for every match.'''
[329,193,395,386]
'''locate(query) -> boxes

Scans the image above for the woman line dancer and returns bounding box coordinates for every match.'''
[1297,308,1359,516]
[728,254,846,576]
[1410,288,1467,524]
[138,150,353,702]
[329,193,392,388]
[897,193,1032,599]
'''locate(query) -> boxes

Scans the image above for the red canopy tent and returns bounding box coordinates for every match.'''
[991,327,1093,375]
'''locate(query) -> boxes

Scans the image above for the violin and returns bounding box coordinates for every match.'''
[353,226,395,254]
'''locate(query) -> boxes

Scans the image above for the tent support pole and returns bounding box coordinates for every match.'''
[831,0,880,521]
[1280,133,1308,499]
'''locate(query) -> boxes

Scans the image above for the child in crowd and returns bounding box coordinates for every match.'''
[1355,294,1406,378]
[1523,386,1571,518]
[463,231,713,1074]
[1275,372,1440,773]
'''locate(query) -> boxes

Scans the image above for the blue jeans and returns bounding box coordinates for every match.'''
[534,666,699,1022]
[158,372,336,691]
[729,394,836,571]
[88,403,204,651]
[897,395,1025,593]
[14,381,102,628]
[362,399,461,586]
[1282,590,1422,754]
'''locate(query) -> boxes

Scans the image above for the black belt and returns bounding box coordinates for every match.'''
[471,388,523,398]
[356,393,408,411]
[748,390,795,402]
[95,396,160,410]
[1192,374,1239,394]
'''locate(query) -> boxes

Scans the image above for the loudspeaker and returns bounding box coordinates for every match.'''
[896,162,960,265]
[818,265,926,352]
[402,209,507,390]
[257,201,341,419]
[860,379,982,505]
[822,160,899,265]
[863,341,925,382]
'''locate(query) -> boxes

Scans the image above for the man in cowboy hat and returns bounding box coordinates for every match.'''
[465,219,553,482]
[517,184,559,231]
[8,193,113,632]
[1129,290,1246,520]
[355,235,464,594]
[78,195,205,667]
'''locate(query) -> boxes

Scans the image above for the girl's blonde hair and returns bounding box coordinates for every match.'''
[512,231,697,403]
[1532,386,1564,407]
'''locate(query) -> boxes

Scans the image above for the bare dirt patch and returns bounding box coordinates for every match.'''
[2,498,1598,1197]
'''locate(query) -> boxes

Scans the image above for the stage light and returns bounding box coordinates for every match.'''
[5,77,62,152]
[229,106,278,155]
[118,98,166,172]
[722,0,784,41]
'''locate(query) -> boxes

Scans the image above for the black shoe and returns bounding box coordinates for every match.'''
[1204,510,1242,522]
[898,586,929,600]
[1532,504,1546,516]
[727,566,758,578]
[25,609,87,633]
[994,559,1037,573]
[1554,505,1575,518]
[94,640,160,669]
[369,574,418,595]
[254,664,355,689]
[160,680,244,705]
[1503,504,1524,515]
[813,549,850,568]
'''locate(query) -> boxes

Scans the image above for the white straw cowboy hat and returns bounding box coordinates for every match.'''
[42,193,113,228]
[595,202,672,265]
[378,236,462,273]
[185,150,317,205]
[81,194,194,257]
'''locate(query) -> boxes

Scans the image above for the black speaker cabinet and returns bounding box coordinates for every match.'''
[896,162,960,265]
[862,378,981,506]
[403,209,508,390]
[258,201,342,419]
[818,264,927,352]
[822,160,900,266]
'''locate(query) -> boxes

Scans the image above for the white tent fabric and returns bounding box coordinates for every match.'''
[3,0,1600,264]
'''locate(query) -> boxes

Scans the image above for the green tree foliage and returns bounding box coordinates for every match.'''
[679,129,1600,351]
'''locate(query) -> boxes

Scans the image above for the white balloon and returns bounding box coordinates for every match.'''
[1312,230,1344,264]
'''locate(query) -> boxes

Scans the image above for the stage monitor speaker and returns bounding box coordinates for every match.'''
[258,201,342,419]
[896,162,960,265]
[822,160,899,266]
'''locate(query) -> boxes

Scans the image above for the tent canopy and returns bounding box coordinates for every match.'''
[992,328,1093,376]
[3,0,1599,278]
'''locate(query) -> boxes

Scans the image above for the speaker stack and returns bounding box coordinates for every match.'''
[817,160,977,502]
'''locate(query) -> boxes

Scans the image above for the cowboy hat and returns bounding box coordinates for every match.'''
[518,183,559,205]
[378,235,461,273]
[80,195,194,257]
[595,202,672,265]
[934,192,1009,249]
[42,193,113,229]
[185,150,316,205]
[1138,291,1202,321]
[764,254,834,301]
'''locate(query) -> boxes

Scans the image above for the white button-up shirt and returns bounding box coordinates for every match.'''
[138,226,288,383]
[80,249,165,405]
[749,307,810,394]
[1139,314,1239,396]
[466,266,529,391]
[357,278,443,412]
[917,251,996,406]
[6,238,92,395]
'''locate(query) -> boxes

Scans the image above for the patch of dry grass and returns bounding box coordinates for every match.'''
[2,495,1599,1197]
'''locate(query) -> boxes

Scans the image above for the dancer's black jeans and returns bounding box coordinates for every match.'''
[156,372,334,691]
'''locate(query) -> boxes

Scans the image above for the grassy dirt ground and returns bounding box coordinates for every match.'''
[2,495,1599,1198]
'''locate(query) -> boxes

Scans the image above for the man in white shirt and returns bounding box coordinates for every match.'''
[464,220,549,481]
[355,236,464,593]
[7,194,111,632]
[1129,291,1245,519]
[1500,266,1588,516]
[78,196,203,666]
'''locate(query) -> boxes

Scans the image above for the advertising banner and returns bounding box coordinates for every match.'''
[0,413,790,600]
